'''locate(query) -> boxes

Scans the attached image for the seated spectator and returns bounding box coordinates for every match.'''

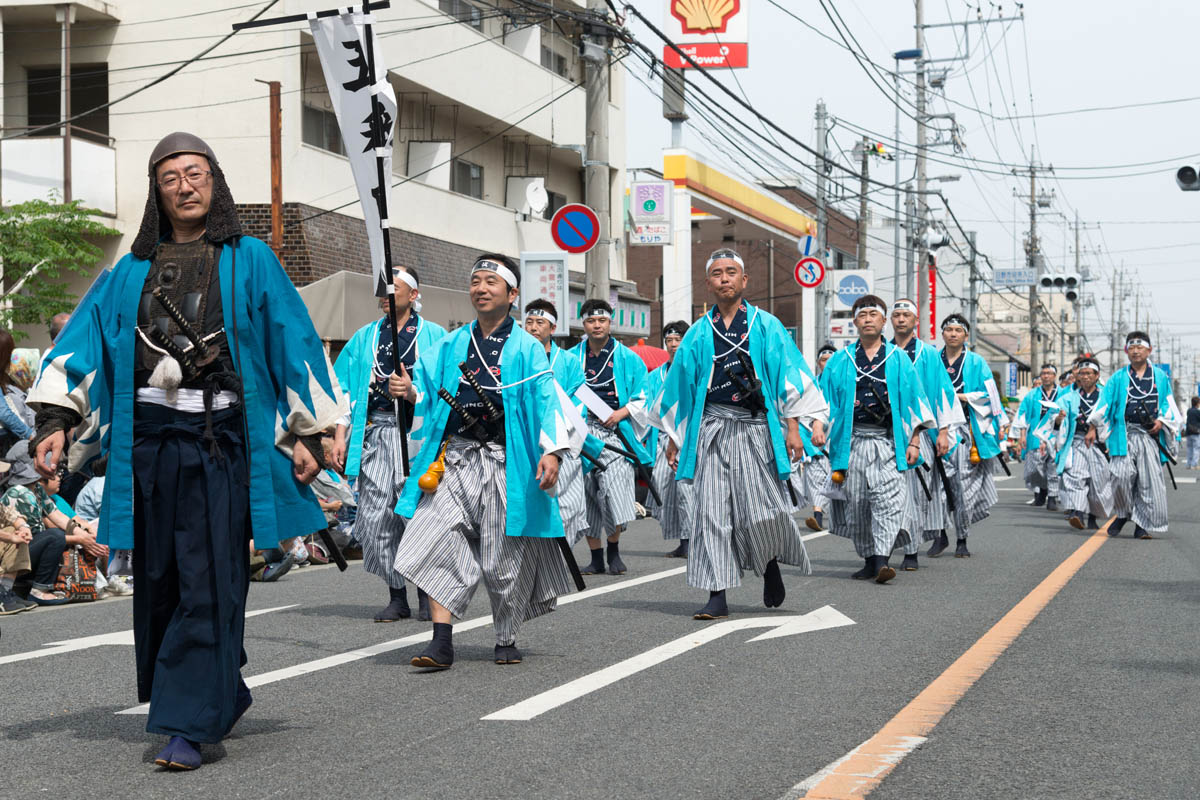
[248,539,295,583]
[72,456,130,596]
[2,443,105,605]
[0,503,36,614]
[306,437,358,563]
[0,330,33,454]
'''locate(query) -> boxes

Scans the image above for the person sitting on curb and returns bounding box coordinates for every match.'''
[0,503,37,614]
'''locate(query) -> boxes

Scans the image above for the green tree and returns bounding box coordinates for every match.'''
[0,198,120,340]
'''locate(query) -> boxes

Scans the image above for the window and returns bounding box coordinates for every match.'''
[540,45,568,77]
[439,0,482,29]
[302,104,345,156]
[451,158,484,199]
[26,63,109,143]
[542,190,567,220]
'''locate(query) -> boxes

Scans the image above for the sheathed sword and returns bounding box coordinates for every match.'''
[1142,424,1178,490]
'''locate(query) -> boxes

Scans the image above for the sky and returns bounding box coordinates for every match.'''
[620,0,1200,389]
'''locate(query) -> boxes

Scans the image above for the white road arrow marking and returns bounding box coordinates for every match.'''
[115,530,831,715]
[0,605,297,667]
[481,604,854,721]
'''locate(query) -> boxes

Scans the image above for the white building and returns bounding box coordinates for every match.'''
[0,0,644,349]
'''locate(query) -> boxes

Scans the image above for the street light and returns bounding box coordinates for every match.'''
[892,49,923,301]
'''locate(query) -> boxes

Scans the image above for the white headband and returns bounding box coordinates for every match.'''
[1125,338,1150,349]
[525,308,557,326]
[584,309,612,321]
[891,300,917,314]
[472,259,519,290]
[854,304,887,319]
[395,270,418,292]
[1077,359,1100,372]
[705,251,745,271]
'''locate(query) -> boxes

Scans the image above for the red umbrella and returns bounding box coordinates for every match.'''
[630,339,668,371]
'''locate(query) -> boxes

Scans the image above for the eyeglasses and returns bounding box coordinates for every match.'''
[157,168,212,192]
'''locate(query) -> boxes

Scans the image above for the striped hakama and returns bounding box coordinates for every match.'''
[582,419,637,538]
[687,404,811,591]
[393,437,572,646]
[800,455,831,511]
[556,452,588,546]
[646,445,695,541]
[356,412,410,590]
[1059,434,1114,518]
[903,434,947,543]
[827,427,909,559]
[1110,426,1169,532]
[943,423,998,538]
[1023,445,1059,498]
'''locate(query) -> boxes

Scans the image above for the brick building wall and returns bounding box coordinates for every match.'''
[237,203,480,289]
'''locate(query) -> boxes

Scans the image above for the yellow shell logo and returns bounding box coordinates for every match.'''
[671,0,741,35]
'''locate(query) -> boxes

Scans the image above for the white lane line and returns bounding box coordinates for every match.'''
[0,605,298,667]
[116,531,830,715]
[483,606,855,721]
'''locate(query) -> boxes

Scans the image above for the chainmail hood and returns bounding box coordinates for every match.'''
[130,132,242,261]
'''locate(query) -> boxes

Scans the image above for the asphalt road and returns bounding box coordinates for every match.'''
[3,471,1198,799]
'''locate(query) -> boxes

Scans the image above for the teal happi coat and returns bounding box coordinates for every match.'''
[640,361,671,462]
[1087,364,1181,461]
[333,314,447,478]
[1013,384,1067,456]
[1052,385,1104,474]
[786,346,826,458]
[28,236,349,550]
[905,339,964,450]
[394,321,573,537]
[570,338,652,468]
[820,341,934,472]
[943,347,1004,460]
[651,303,828,482]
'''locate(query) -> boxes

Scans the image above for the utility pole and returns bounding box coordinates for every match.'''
[858,136,869,274]
[768,239,775,316]
[815,99,829,346]
[913,0,929,338]
[904,184,915,301]
[967,231,978,348]
[1013,146,1051,371]
[1108,268,1118,372]
[1059,307,1067,368]
[58,3,74,203]
[256,79,283,258]
[583,0,611,302]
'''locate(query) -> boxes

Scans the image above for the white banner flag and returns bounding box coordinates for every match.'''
[309,10,397,297]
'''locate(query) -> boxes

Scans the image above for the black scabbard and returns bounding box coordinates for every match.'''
[317,528,349,572]
[914,463,932,501]
[557,537,587,591]
[931,453,957,512]
[612,424,663,507]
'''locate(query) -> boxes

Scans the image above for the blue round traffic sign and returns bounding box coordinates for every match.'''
[551,203,601,254]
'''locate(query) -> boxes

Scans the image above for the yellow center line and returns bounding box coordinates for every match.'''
[797,519,1115,799]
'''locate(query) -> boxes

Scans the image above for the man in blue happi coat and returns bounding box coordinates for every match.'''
[641,320,695,559]
[392,255,576,669]
[570,299,652,576]
[937,314,1004,558]
[654,249,828,619]
[820,295,934,583]
[1010,364,1067,509]
[1052,356,1112,531]
[331,266,446,622]
[1086,331,1181,538]
[889,299,959,570]
[523,298,589,546]
[29,133,348,770]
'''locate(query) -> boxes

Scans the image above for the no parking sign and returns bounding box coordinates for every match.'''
[550,204,601,254]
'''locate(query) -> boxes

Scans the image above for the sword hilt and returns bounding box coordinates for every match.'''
[151,286,216,365]
[458,361,504,423]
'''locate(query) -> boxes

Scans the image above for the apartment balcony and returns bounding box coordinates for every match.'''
[1,132,117,215]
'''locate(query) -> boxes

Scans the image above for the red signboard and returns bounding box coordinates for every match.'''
[663,43,749,69]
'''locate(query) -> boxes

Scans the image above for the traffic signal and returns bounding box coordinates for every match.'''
[1038,272,1081,302]
[1177,165,1200,191]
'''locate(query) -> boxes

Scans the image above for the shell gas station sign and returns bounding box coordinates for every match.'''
[663,0,749,69]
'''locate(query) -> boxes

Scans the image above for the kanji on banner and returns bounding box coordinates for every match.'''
[309,10,397,297]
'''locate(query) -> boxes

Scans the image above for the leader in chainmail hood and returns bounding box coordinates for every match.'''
[25,129,349,769]
[130,132,242,260]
